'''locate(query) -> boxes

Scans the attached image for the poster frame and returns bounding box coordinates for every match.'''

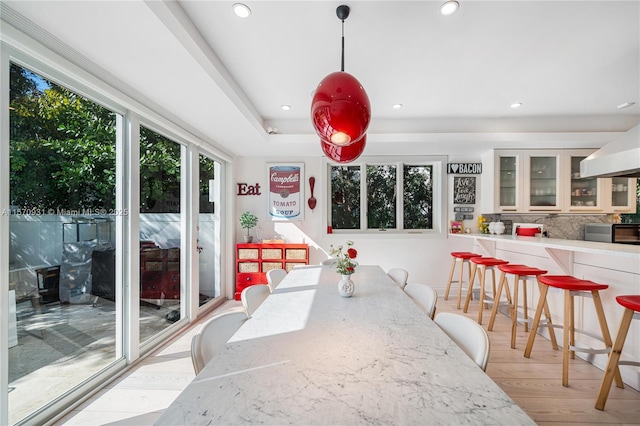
[266,163,305,220]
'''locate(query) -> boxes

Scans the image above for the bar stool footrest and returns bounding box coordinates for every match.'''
[569,345,610,355]
[568,328,611,355]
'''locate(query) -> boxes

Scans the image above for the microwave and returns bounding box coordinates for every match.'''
[584,223,640,245]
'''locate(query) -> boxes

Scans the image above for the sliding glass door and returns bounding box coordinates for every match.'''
[139,127,183,342]
[197,154,221,306]
[7,63,120,424]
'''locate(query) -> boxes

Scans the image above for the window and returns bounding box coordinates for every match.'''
[330,166,360,229]
[329,157,444,233]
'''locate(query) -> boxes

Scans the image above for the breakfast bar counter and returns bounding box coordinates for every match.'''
[451,233,639,275]
[451,233,639,258]
[451,232,640,390]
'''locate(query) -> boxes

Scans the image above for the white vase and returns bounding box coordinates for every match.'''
[488,222,496,234]
[494,221,505,235]
[338,274,354,297]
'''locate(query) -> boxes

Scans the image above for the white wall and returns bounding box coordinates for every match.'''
[234,154,480,292]
[8,214,221,299]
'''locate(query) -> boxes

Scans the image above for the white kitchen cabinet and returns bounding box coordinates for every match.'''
[607,177,637,213]
[565,149,604,212]
[481,149,636,214]
[480,150,524,213]
[524,150,563,212]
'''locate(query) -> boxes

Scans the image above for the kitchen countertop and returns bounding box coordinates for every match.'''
[451,233,640,259]
[452,232,639,392]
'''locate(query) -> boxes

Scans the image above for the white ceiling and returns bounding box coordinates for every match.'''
[3,1,639,158]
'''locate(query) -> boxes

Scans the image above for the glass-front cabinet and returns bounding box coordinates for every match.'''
[566,149,603,212]
[496,153,521,212]
[482,149,636,214]
[609,177,637,212]
[524,151,562,211]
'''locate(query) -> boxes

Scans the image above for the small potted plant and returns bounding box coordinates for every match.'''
[239,211,259,243]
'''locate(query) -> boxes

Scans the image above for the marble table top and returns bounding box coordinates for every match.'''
[156,265,534,425]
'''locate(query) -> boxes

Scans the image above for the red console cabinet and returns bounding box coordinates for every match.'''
[235,243,308,300]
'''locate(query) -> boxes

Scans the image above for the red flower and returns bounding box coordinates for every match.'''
[347,248,357,259]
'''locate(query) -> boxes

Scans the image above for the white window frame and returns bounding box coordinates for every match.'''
[324,156,447,238]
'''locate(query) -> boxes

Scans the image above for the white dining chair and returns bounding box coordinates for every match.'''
[434,312,490,371]
[190,309,247,374]
[241,284,271,318]
[267,268,287,292]
[387,268,409,289]
[404,283,438,320]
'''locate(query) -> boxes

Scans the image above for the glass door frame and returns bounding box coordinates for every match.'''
[495,151,523,212]
[565,149,603,212]
[523,150,563,212]
[195,151,226,315]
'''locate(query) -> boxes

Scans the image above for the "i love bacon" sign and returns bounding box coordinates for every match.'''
[447,163,482,174]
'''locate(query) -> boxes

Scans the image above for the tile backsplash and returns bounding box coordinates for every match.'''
[481,214,611,240]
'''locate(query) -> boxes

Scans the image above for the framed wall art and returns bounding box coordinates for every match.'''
[267,163,304,220]
[453,176,476,204]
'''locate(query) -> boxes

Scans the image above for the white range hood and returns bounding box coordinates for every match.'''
[580,124,640,178]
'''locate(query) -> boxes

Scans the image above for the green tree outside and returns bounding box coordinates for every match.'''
[9,63,214,213]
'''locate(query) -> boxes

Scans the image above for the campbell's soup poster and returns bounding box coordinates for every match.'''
[268,165,303,219]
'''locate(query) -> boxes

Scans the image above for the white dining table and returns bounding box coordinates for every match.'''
[156,265,534,425]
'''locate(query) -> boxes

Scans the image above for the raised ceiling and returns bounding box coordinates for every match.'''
[3,1,639,158]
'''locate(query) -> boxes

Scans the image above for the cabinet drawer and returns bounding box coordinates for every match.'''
[238,262,260,273]
[285,262,305,272]
[235,272,266,300]
[238,248,259,259]
[261,248,283,259]
[262,262,282,272]
[285,248,307,260]
[236,272,266,286]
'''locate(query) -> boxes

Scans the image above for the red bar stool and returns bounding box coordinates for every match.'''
[444,252,482,309]
[487,264,558,350]
[524,275,622,387]
[595,295,640,410]
[463,256,509,325]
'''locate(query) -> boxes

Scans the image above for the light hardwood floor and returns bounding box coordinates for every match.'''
[437,293,640,425]
[57,292,640,425]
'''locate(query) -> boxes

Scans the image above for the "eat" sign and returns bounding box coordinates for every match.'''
[237,183,261,196]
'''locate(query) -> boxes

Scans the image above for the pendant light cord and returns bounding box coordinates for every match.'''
[341,19,345,72]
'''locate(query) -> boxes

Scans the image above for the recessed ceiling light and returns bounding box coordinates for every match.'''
[617,102,636,109]
[232,3,251,18]
[440,1,459,16]
[281,105,291,111]
[392,103,403,109]
[510,102,523,109]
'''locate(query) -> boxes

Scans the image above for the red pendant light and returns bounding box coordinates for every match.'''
[321,134,367,163]
[311,71,370,146]
[311,5,370,162]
